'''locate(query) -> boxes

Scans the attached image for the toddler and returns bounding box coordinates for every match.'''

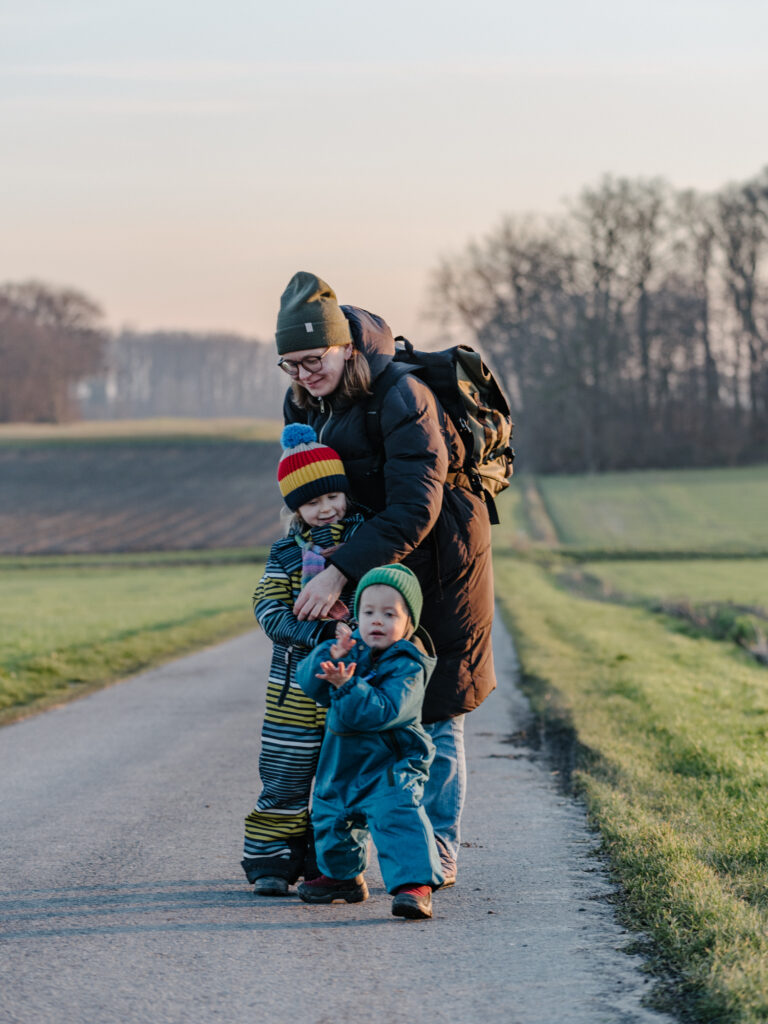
[296,564,444,919]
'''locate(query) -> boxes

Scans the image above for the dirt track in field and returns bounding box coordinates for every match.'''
[0,441,284,554]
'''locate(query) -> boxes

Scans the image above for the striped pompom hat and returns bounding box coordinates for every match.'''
[277,423,349,511]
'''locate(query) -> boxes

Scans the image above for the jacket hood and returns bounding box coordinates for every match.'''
[341,305,395,382]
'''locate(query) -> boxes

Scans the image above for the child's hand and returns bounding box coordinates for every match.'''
[316,660,357,689]
[329,622,355,660]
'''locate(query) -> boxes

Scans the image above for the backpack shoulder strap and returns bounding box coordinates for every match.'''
[363,359,415,452]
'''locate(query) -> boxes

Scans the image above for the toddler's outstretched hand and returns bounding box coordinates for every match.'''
[316,660,357,689]
[329,622,355,660]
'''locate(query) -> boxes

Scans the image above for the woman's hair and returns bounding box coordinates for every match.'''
[290,348,372,409]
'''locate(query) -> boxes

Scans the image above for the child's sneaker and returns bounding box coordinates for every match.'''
[297,873,368,904]
[391,884,432,919]
[252,876,289,896]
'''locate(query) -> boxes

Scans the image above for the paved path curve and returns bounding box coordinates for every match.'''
[0,616,675,1024]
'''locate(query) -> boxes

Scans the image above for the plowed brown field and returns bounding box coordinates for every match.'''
[0,441,283,554]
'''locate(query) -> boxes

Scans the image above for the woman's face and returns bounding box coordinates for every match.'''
[282,344,353,399]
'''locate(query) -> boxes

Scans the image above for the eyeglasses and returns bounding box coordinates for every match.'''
[277,351,330,378]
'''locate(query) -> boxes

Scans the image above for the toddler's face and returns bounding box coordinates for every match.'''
[357,584,412,651]
[298,491,347,528]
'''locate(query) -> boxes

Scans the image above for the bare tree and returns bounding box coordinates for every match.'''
[675,189,720,414]
[0,281,106,422]
[716,172,768,443]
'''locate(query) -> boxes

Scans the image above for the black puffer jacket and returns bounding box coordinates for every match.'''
[283,305,496,723]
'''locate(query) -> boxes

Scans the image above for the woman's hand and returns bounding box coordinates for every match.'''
[316,660,357,689]
[294,565,348,621]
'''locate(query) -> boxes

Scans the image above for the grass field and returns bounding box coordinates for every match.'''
[0,547,269,570]
[493,463,768,1023]
[494,554,768,1024]
[534,465,768,553]
[580,558,768,609]
[0,558,263,725]
[0,417,282,443]
[0,420,278,720]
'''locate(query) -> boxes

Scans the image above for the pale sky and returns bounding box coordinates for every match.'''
[2,0,767,342]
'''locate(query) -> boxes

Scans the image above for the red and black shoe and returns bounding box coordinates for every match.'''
[391,884,433,919]
[297,873,369,904]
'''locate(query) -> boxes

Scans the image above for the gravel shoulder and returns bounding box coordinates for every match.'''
[0,615,675,1024]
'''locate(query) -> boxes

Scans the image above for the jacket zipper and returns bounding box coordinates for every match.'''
[318,399,333,443]
[277,645,293,705]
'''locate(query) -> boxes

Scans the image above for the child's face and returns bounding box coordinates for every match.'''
[297,491,347,528]
[357,584,412,651]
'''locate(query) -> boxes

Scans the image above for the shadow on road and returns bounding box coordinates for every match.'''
[0,878,389,939]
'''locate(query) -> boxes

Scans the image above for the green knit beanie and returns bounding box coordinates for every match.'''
[276,271,352,354]
[354,564,423,630]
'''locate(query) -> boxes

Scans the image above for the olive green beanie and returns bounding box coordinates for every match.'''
[354,564,423,629]
[276,271,352,354]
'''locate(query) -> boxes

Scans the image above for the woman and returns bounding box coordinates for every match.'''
[274,271,496,886]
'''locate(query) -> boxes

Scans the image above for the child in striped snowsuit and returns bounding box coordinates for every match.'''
[241,424,364,895]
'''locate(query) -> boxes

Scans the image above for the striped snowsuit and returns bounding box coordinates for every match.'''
[241,514,363,884]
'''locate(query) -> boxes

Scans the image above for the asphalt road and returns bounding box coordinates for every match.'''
[0,616,676,1024]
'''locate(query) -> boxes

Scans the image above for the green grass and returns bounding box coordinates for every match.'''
[537,465,768,554]
[0,548,269,570]
[494,552,768,1023]
[581,559,768,610]
[492,480,527,543]
[0,561,263,724]
[492,476,561,549]
[0,417,282,444]
[494,466,768,1017]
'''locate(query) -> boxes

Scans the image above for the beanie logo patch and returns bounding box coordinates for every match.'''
[304,322,314,332]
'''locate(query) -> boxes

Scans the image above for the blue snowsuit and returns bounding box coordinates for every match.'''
[297,630,444,893]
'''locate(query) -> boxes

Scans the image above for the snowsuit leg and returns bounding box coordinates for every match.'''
[311,782,444,892]
[364,782,444,893]
[310,794,371,881]
[242,680,325,884]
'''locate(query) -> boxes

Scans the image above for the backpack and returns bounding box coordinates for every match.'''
[364,337,515,525]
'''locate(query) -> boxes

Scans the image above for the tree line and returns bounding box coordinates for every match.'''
[0,282,283,423]
[4,167,768,472]
[81,330,283,420]
[431,168,768,472]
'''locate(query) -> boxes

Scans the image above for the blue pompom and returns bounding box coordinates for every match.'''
[281,423,317,450]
